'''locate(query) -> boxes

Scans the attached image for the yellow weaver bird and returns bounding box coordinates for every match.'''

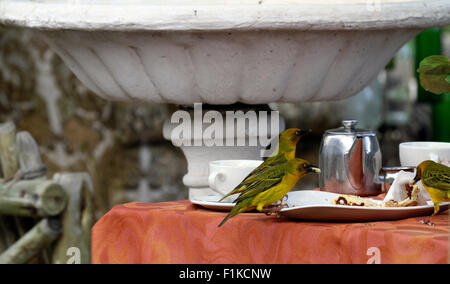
[410,160,450,225]
[218,128,311,202]
[218,158,320,227]
[218,129,320,227]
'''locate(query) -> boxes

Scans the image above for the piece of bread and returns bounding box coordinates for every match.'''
[332,195,380,207]
[382,184,419,207]
[332,184,420,208]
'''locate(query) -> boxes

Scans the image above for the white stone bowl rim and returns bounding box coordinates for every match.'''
[1,0,449,31]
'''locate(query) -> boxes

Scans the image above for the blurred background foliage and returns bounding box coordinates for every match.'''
[0,25,449,219]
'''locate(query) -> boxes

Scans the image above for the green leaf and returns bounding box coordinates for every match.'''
[417,55,450,95]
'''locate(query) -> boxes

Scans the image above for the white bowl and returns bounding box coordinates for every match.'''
[1,0,449,104]
[399,142,450,167]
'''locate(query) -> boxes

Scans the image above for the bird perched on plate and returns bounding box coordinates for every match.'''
[218,128,320,227]
[410,160,450,225]
[218,128,311,202]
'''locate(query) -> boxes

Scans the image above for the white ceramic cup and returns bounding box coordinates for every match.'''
[399,142,450,167]
[208,160,263,197]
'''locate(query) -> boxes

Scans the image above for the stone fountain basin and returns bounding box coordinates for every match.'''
[1,0,449,104]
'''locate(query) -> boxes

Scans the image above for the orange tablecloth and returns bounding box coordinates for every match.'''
[92,200,449,264]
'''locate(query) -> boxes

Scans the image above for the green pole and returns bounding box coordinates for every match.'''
[414,28,450,142]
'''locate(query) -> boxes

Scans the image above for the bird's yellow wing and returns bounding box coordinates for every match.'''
[233,178,283,204]
[422,164,450,191]
[232,163,287,203]
[218,155,287,201]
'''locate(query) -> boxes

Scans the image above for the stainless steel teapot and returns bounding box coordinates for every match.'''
[319,120,382,196]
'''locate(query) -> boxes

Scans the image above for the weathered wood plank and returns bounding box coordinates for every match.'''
[0,179,67,217]
[0,122,19,180]
[0,216,18,254]
[52,173,94,264]
[16,131,47,180]
[0,218,62,264]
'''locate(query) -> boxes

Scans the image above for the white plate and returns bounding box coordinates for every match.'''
[191,190,450,222]
[280,190,450,222]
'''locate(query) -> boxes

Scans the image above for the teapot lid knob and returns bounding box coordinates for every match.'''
[342,120,357,130]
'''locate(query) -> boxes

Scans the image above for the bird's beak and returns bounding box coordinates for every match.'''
[296,129,312,136]
[410,175,420,186]
[307,165,321,174]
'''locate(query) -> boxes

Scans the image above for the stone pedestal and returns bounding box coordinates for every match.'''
[163,104,285,200]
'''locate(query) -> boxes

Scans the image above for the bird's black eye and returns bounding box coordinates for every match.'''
[303,163,307,168]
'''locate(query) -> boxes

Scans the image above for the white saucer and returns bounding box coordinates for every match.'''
[190,195,235,211]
